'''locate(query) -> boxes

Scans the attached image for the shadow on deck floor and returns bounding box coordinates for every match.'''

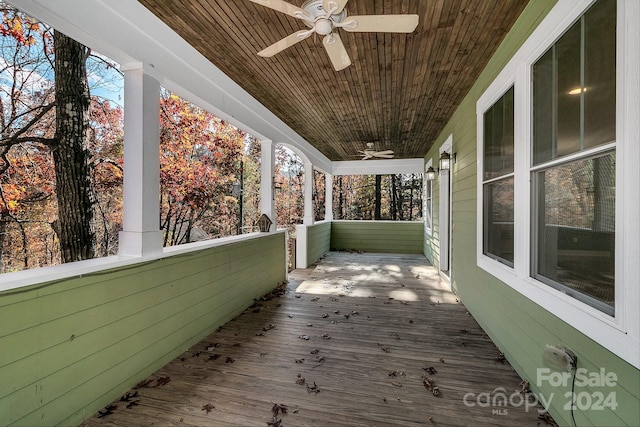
[83,252,555,426]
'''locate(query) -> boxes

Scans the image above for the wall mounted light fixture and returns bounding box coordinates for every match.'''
[439,151,456,173]
[425,166,436,181]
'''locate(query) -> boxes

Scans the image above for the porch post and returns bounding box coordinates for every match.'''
[118,63,163,257]
[260,139,276,231]
[303,162,314,225]
[325,173,333,221]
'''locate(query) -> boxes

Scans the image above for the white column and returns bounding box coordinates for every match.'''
[303,162,314,225]
[118,63,163,257]
[325,173,333,221]
[260,139,276,231]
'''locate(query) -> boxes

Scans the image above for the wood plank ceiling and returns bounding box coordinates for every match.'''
[138,0,529,161]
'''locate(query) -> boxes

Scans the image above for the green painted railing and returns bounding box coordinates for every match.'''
[0,232,287,426]
[330,220,424,254]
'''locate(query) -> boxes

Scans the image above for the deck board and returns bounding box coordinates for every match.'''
[82,252,551,426]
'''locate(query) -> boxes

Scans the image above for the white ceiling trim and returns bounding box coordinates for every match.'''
[9,0,333,172]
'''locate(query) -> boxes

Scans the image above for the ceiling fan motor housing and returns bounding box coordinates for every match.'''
[302,0,347,24]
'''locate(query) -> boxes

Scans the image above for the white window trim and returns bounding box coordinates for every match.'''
[476,0,639,368]
[424,159,433,236]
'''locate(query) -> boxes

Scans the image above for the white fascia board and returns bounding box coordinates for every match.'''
[10,0,331,172]
[332,158,424,176]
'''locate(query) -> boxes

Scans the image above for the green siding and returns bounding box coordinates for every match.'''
[331,221,423,254]
[424,1,640,426]
[306,221,331,266]
[0,233,287,426]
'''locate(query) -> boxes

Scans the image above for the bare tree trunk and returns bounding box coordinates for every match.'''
[374,175,382,220]
[338,176,344,219]
[390,175,397,220]
[0,217,6,271]
[52,31,96,262]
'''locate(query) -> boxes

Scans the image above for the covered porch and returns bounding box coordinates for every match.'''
[82,252,544,426]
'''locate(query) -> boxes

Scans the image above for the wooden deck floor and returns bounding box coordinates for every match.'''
[83,252,551,427]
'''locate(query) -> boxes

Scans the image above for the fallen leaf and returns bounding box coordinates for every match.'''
[519,379,531,394]
[126,400,140,409]
[120,391,138,402]
[192,351,201,358]
[310,297,319,302]
[432,386,441,397]
[296,374,306,385]
[322,333,331,340]
[225,357,235,364]
[133,378,153,389]
[202,403,215,414]
[295,358,305,364]
[263,324,276,332]
[260,353,267,357]
[310,348,320,354]
[155,376,171,387]
[266,416,282,427]
[322,313,329,318]
[307,381,321,394]
[97,404,117,418]
[391,381,403,387]
[423,366,438,375]
[315,356,325,362]
[272,403,288,417]
[209,354,221,361]
[298,335,310,340]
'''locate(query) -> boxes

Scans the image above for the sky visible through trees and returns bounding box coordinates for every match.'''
[0,4,422,274]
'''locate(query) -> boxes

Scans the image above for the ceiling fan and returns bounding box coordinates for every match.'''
[358,143,394,160]
[249,0,419,71]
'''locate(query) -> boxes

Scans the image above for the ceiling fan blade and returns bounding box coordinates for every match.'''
[322,33,351,71]
[375,150,394,155]
[249,0,310,19]
[323,0,348,14]
[342,14,419,33]
[374,154,395,158]
[361,154,373,160]
[258,30,313,57]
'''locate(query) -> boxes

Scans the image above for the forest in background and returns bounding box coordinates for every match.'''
[0,5,422,274]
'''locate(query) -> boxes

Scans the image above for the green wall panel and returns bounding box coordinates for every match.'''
[306,221,332,266]
[331,221,423,254]
[0,232,286,426]
[423,0,640,425]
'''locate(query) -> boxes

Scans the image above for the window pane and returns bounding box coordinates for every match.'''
[534,152,615,312]
[483,177,514,265]
[555,22,581,157]
[584,0,616,149]
[532,0,616,165]
[483,87,514,180]
[533,50,554,165]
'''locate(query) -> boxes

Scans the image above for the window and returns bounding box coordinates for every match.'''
[476,0,639,367]
[425,161,433,234]
[531,0,616,314]
[482,87,515,266]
